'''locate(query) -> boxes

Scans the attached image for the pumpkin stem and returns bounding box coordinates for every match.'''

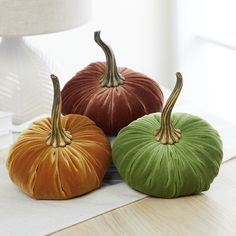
[94,31,125,87]
[155,72,183,144]
[46,74,72,148]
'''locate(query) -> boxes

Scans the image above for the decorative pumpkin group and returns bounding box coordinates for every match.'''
[7,31,223,200]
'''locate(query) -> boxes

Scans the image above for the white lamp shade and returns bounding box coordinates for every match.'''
[0,0,91,36]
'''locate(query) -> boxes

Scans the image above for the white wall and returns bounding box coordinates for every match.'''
[27,0,174,89]
[176,0,236,125]
[175,0,209,107]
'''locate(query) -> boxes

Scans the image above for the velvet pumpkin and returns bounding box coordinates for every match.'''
[61,31,164,135]
[112,73,223,198]
[7,75,111,200]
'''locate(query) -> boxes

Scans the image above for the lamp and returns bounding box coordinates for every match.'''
[0,0,91,124]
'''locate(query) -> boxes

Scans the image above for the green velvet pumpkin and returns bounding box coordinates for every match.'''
[112,73,223,198]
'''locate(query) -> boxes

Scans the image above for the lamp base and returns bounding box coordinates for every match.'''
[0,37,54,124]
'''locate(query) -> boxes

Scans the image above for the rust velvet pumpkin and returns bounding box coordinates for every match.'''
[61,31,164,135]
[7,75,111,200]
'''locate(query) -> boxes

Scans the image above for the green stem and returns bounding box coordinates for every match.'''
[155,72,183,144]
[94,31,125,87]
[46,74,72,148]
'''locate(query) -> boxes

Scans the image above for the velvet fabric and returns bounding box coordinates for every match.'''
[112,112,223,198]
[61,62,164,135]
[7,114,111,200]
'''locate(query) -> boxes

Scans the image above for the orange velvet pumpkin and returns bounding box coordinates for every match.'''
[7,75,111,200]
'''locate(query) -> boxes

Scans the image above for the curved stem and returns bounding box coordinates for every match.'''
[94,31,125,87]
[155,72,183,144]
[46,74,72,148]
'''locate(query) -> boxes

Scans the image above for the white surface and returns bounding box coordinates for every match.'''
[0,111,13,150]
[0,0,91,36]
[0,132,12,150]
[0,165,144,236]
[0,147,9,164]
[0,111,12,132]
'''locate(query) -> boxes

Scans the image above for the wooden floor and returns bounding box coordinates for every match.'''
[51,158,236,236]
